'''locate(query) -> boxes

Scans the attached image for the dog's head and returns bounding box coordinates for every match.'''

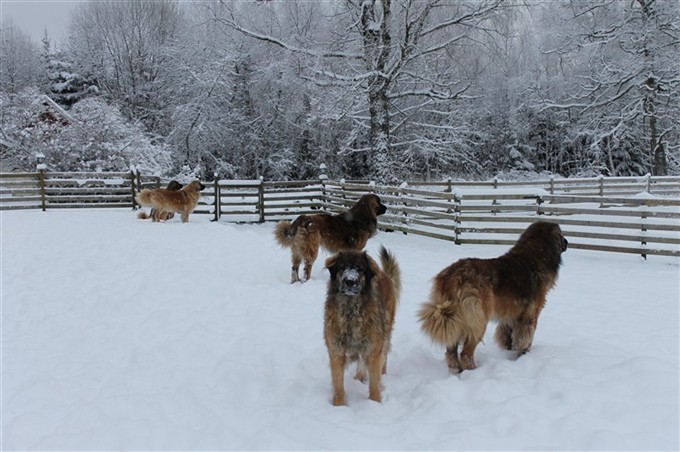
[184,180,206,191]
[513,221,568,272]
[357,194,387,217]
[166,180,184,190]
[325,250,380,297]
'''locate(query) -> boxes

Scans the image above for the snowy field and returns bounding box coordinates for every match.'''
[2,209,679,450]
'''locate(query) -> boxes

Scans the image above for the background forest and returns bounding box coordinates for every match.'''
[1,0,678,182]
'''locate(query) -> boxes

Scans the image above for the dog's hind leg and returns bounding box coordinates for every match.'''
[291,254,301,283]
[445,345,462,373]
[511,316,538,355]
[302,259,314,282]
[494,319,514,350]
[460,338,481,370]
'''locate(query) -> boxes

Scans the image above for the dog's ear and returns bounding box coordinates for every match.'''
[363,252,380,279]
[325,254,339,277]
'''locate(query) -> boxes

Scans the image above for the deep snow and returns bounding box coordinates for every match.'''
[2,209,679,450]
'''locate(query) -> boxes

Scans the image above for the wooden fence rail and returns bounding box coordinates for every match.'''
[2,172,679,258]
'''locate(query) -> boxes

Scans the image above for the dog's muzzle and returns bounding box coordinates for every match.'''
[378,203,387,215]
[562,237,569,252]
[339,267,361,296]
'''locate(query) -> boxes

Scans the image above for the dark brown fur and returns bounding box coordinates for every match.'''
[324,247,401,405]
[418,221,568,373]
[137,180,183,221]
[275,194,387,283]
[136,180,206,223]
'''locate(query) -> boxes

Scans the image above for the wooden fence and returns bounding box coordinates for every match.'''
[2,171,679,258]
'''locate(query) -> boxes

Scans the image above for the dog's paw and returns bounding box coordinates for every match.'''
[332,394,347,406]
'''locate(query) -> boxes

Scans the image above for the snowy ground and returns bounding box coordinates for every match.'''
[2,209,679,450]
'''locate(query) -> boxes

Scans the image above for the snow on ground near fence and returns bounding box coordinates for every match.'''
[2,210,678,450]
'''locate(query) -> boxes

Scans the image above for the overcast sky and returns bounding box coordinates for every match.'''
[1,0,77,47]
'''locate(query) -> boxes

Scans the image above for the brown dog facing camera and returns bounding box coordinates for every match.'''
[324,246,401,406]
[136,180,206,223]
[274,193,387,283]
[418,221,568,373]
[137,180,183,221]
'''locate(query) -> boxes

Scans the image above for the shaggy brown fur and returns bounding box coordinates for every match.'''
[274,194,387,283]
[324,247,401,406]
[418,221,568,373]
[137,180,183,221]
[136,180,206,223]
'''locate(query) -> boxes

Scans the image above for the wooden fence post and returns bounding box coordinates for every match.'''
[399,182,408,233]
[549,175,554,195]
[136,169,142,192]
[492,176,499,214]
[130,169,137,210]
[645,173,651,194]
[321,179,327,210]
[319,164,328,210]
[454,193,462,245]
[641,207,648,260]
[258,176,265,223]
[445,177,453,213]
[213,173,220,222]
[598,175,604,196]
[38,168,47,212]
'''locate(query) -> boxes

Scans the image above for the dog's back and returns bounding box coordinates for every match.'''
[136,180,204,223]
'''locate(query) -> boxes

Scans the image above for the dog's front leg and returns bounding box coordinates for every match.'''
[329,353,347,406]
[366,351,384,403]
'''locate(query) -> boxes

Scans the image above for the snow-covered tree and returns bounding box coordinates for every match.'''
[67,0,187,134]
[213,0,509,182]
[0,19,40,95]
[542,0,680,176]
[0,90,171,174]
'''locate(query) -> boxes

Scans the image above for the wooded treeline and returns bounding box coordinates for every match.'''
[1,0,678,181]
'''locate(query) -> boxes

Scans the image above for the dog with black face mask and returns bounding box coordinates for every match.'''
[323,246,401,406]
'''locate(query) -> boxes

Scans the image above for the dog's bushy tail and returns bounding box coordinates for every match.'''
[137,210,150,220]
[136,189,153,207]
[418,285,484,347]
[379,246,401,303]
[274,220,296,248]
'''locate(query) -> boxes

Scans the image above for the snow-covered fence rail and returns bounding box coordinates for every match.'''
[2,172,679,257]
[0,170,171,211]
[319,181,680,258]
[409,174,680,197]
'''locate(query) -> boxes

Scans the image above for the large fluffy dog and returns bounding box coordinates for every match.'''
[275,194,387,283]
[324,247,401,406]
[418,221,568,373]
[136,180,205,223]
[137,180,183,221]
